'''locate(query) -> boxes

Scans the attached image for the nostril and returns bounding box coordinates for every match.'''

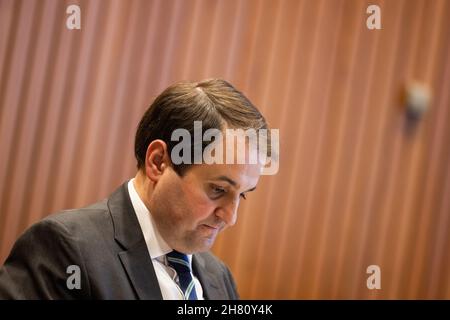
[214,207,233,226]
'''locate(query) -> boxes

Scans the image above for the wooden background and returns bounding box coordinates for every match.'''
[0,0,449,299]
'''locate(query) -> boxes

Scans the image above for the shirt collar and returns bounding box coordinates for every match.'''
[128,178,171,259]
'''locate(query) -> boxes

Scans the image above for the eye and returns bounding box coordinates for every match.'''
[240,193,247,200]
[210,184,227,199]
[211,185,226,196]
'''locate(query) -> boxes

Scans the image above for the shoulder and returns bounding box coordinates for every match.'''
[38,181,131,241]
[6,197,117,271]
[40,199,112,237]
[0,204,112,299]
[9,198,112,256]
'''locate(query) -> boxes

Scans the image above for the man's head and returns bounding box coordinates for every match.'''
[134,79,269,253]
[135,79,269,175]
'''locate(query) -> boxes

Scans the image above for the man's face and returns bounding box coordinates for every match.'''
[149,161,261,254]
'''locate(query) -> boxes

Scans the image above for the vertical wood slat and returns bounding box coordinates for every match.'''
[0,0,449,299]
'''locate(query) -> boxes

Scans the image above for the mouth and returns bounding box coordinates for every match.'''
[199,223,225,235]
[202,224,220,230]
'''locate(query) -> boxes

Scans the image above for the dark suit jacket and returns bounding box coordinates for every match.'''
[0,182,239,299]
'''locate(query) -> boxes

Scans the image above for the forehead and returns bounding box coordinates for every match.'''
[203,128,263,165]
[185,162,262,189]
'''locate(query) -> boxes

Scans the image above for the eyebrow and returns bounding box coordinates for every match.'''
[213,176,237,186]
[212,176,257,192]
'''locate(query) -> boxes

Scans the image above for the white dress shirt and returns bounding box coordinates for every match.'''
[127,179,204,300]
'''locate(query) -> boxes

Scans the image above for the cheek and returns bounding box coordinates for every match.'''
[179,184,215,220]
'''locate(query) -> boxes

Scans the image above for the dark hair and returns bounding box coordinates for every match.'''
[135,79,268,175]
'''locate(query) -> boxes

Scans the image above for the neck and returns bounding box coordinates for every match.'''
[133,170,152,210]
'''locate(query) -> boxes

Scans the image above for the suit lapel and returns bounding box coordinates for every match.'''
[192,254,225,300]
[108,182,163,300]
[118,240,162,300]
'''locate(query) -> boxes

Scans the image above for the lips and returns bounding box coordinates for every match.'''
[203,224,219,230]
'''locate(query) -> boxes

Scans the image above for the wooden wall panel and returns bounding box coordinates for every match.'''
[0,0,449,299]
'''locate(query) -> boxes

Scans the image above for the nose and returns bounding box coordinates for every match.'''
[214,198,239,227]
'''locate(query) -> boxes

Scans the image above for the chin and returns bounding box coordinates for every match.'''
[189,238,215,253]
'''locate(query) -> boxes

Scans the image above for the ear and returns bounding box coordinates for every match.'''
[144,140,170,182]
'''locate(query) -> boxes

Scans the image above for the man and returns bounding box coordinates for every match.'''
[0,79,272,299]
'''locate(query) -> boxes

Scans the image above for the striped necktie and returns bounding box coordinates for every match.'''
[166,250,198,300]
